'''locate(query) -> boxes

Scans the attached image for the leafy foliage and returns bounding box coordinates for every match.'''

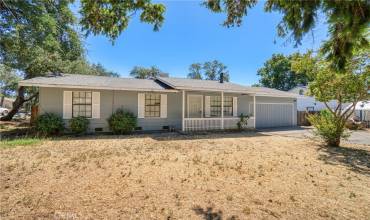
[257,53,309,91]
[69,116,90,135]
[0,1,118,120]
[308,110,349,146]
[35,113,64,136]
[130,66,167,79]
[108,109,137,134]
[187,63,203,79]
[187,60,230,82]
[292,51,369,146]
[0,65,21,97]
[204,0,369,70]
[237,113,250,130]
[80,0,166,41]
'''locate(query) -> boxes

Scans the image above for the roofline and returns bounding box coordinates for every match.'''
[18,82,179,93]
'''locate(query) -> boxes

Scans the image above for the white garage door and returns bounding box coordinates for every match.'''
[254,103,294,128]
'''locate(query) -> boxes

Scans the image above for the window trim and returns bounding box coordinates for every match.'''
[209,95,233,117]
[72,91,92,118]
[144,93,161,118]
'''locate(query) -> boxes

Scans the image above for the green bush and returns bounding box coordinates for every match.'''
[237,113,250,130]
[108,109,137,134]
[35,113,64,136]
[70,116,89,135]
[308,109,349,146]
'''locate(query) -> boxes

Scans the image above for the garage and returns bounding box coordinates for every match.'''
[255,103,295,128]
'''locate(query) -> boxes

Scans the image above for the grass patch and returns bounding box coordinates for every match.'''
[0,138,43,149]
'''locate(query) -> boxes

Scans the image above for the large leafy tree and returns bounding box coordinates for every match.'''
[0,1,119,120]
[291,51,369,146]
[204,0,369,70]
[188,60,230,82]
[80,0,166,41]
[257,53,309,91]
[0,0,84,120]
[203,60,230,82]
[129,66,166,79]
[187,63,203,79]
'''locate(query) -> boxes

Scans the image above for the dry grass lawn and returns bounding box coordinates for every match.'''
[1,132,369,219]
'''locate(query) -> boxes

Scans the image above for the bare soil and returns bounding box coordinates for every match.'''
[1,132,369,219]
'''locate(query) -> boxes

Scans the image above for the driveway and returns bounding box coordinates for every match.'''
[258,127,370,145]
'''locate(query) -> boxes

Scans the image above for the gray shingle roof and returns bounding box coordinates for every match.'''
[19,74,175,92]
[157,77,297,97]
[19,74,297,97]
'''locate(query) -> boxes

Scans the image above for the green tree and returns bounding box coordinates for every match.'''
[187,63,203,79]
[204,0,369,70]
[80,0,166,41]
[0,1,118,120]
[203,60,230,82]
[129,66,166,79]
[292,51,369,146]
[0,0,84,120]
[257,53,309,91]
[0,65,21,106]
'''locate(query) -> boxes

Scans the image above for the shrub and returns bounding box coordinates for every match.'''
[237,113,250,130]
[70,116,89,135]
[308,109,349,146]
[35,113,64,136]
[108,109,137,134]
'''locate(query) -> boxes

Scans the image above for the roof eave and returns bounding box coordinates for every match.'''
[18,82,179,93]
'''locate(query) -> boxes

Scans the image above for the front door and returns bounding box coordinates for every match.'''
[188,95,203,118]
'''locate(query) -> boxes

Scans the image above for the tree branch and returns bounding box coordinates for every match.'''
[24,92,38,102]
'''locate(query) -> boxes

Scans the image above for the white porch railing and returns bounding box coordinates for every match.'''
[184,117,255,132]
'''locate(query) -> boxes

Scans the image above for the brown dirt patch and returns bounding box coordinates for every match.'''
[1,133,369,219]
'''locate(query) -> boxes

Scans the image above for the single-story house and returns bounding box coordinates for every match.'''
[19,74,298,132]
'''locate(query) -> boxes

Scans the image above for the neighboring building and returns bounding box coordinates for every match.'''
[19,74,298,132]
[347,101,370,121]
[289,85,346,111]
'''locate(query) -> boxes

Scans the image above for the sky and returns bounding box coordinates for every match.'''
[80,1,328,85]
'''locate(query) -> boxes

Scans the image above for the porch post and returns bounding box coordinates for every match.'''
[253,95,256,128]
[221,91,224,129]
[182,90,185,131]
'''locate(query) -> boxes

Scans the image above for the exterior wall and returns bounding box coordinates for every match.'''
[39,87,182,132]
[39,87,297,132]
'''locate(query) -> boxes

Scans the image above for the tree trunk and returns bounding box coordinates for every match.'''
[0,86,26,121]
[328,136,341,147]
[0,96,4,107]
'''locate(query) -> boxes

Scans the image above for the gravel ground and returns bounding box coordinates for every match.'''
[1,132,369,219]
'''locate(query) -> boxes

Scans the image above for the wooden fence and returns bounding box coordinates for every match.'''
[297,111,318,126]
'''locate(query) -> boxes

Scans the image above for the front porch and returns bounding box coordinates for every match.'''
[181,90,256,132]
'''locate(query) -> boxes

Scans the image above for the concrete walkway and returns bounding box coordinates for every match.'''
[258,127,370,145]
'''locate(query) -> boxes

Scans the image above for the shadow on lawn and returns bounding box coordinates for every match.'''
[192,206,238,220]
[50,130,268,142]
[317,145,370,176]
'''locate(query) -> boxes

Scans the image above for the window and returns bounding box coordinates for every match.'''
[145,93,160,117]
[210,96,233,117]
[223,96,233,116]
[72,91,92,118]
[210,96,222,117]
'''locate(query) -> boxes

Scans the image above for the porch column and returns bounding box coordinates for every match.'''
[182,90,185,131]
[221,91,224,129]
[253,95,256,128]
